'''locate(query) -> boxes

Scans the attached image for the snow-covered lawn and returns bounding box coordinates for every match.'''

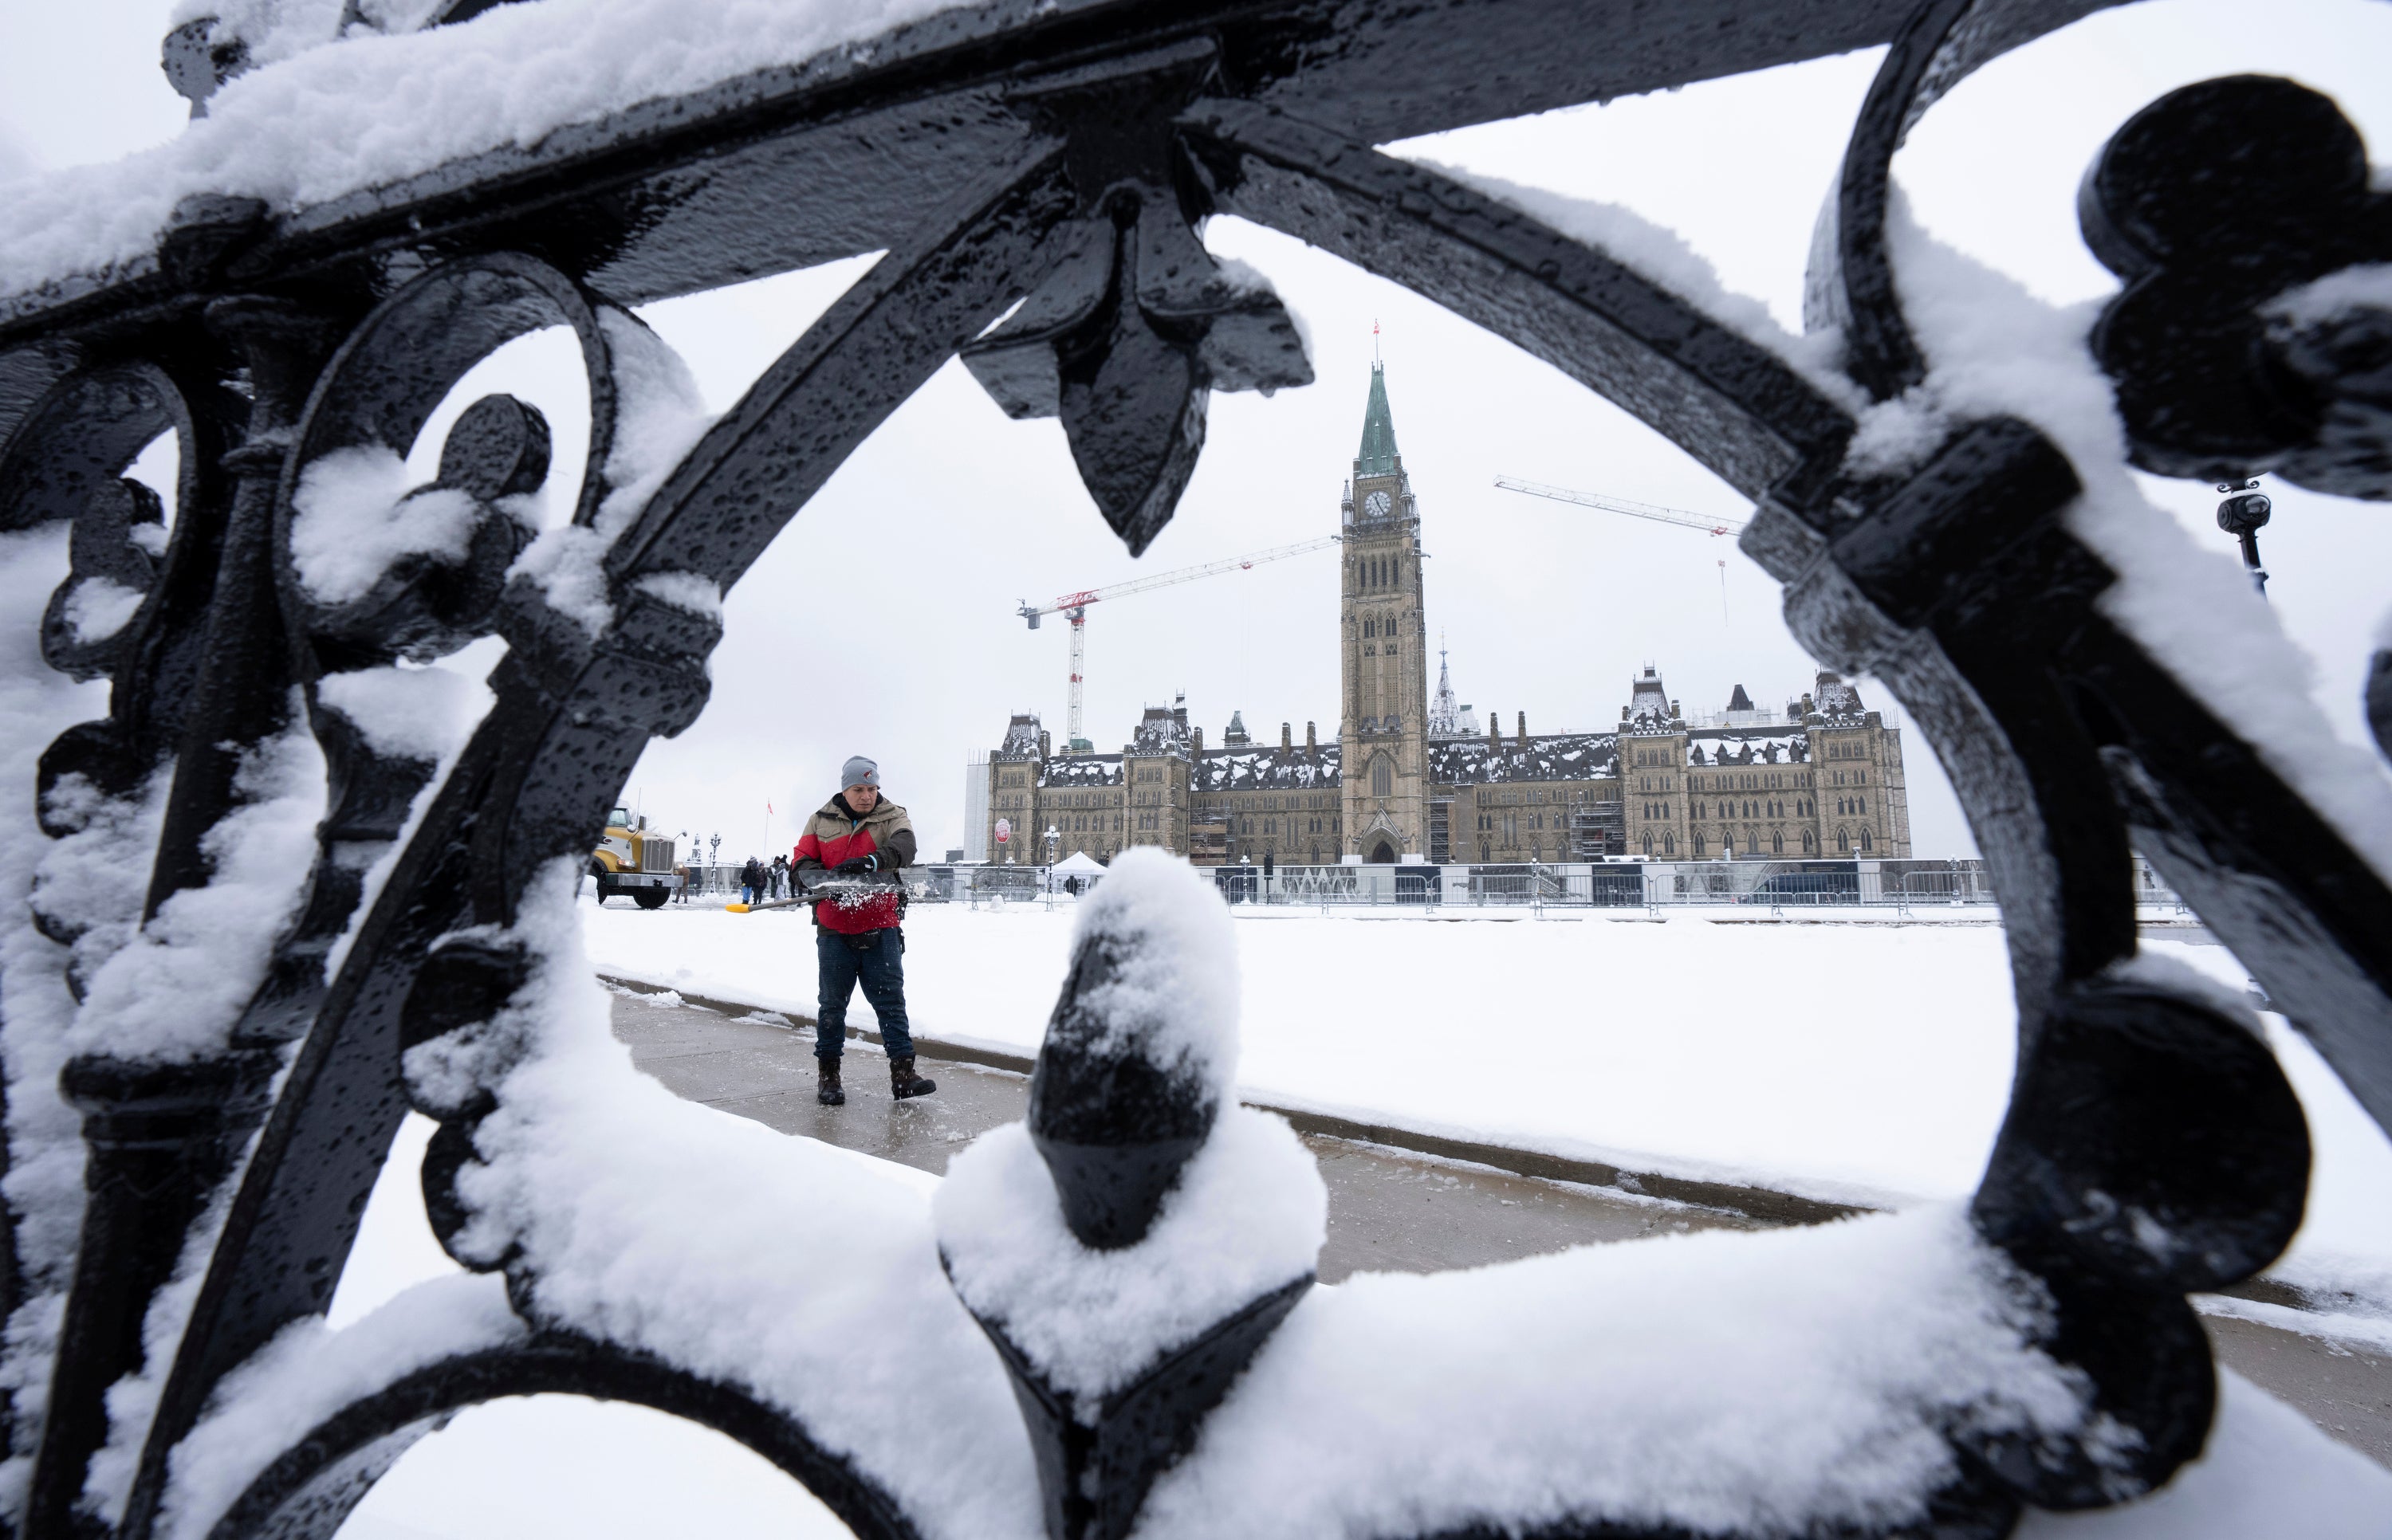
[580,895,2392,1280]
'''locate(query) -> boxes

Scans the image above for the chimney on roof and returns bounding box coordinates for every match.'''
[1306,721,1318,756]
[1193,727,1205,756]
[1489,711,1501,752]
[1039,729,1051,760]
[1281,721,1293,756]
[1517,710,1527,742]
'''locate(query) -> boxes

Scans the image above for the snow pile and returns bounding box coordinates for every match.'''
[1142,1204,2094,1538]
[25,768,171,1023]
[0,527,114,1508]
[938,1110,1324,1402]
[2265,261,2392,331]
[1033,847,1239,1094]
[631,569,722,620]
[61,576,145,645]
[67,716,330,1519]
[1875,189,2392,882]
[938,851,1321,1400]
[288,446,486,606]
[171,0,351,69]
[0,0,969,304]
[63,715,325,1061]
[392,860,1040,1540]
[316,661,491,761]
[314,652,497,982]
[506,312,713,638]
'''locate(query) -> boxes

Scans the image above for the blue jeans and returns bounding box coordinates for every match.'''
[816,927,912,1063]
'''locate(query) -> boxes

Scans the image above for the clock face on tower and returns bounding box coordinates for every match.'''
[1363,489,1391,519]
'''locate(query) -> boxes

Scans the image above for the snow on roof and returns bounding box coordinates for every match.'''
[1040,756,1123,788]
[1815,673,1866,716]
[1194,748,1339,792]
[1000,714,1043,756]
[1686,731,1809,767]
[1433,733,1618,785]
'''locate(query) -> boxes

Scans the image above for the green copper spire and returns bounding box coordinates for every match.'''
[1355,362,1399,476]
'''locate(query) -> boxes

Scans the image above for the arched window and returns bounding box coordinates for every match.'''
[1662,833,1675,854]
[1364,618,1375,638]
[1693,833,1705,856]
[1371,755,1393,797]
[1772,832,1784,853]
[1642,834,1653,854]
[1837,830,1849,851]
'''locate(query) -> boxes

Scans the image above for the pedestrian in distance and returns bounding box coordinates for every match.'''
[741,855,764,907]
[771,853,790,899]
[793,756,932,1106]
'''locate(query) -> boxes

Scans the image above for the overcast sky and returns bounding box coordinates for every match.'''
[9,0,2392,864]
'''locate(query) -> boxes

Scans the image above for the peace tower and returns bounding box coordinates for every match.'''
[1337,363,1430,861]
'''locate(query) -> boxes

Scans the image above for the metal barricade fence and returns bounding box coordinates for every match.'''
[927,858,2183,914]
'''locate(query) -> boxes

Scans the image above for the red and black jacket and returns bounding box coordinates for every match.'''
[793,794,915,934]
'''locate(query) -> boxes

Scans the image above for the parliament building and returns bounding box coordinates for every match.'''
[979,364,1911,868]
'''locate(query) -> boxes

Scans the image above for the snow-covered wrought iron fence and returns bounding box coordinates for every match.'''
[0,1,2386,1537]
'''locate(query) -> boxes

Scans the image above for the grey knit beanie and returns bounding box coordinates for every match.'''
[840,756,880,790]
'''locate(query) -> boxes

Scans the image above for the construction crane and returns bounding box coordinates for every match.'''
[1018,535,1342,752]
[1493,474,1747,537]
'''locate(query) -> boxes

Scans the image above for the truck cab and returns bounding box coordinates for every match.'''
[590,807,683,909]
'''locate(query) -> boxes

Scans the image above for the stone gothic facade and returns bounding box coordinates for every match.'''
[981,367,1911,867]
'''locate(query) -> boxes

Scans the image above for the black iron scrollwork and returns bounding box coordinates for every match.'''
[2085,75,2392,499]
[962,43,1312,555]
[2,2,2390,1537]
[943,874,1314,1540]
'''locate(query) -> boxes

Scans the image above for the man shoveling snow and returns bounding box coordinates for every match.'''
[793,756,934,1106]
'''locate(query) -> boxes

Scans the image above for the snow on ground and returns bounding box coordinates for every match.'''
[313,972,2390,1540]
[580,897,2392,1281]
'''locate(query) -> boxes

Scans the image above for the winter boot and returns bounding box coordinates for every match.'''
[890,1055,936,1101]
[816,1059,845,1106]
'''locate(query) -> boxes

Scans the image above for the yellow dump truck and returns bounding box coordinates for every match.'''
[590,806,682,909]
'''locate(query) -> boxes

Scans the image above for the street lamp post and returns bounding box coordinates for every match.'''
[2216,477,2272,597]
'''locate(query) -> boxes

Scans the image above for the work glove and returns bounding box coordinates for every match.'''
[835,855,877,875]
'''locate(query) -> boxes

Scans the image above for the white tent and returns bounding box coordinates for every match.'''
[1049,851,1107,893]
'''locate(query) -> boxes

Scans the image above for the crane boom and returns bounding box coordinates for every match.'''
[1017,534,1343,752]
[1017,535,1344,623]
[1493,475,1746,536]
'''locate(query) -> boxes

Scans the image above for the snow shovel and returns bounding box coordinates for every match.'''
[726,878,883,913]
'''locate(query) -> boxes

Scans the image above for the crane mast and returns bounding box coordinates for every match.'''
[1018,535,1342,751]
[1492,474,1747,536]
